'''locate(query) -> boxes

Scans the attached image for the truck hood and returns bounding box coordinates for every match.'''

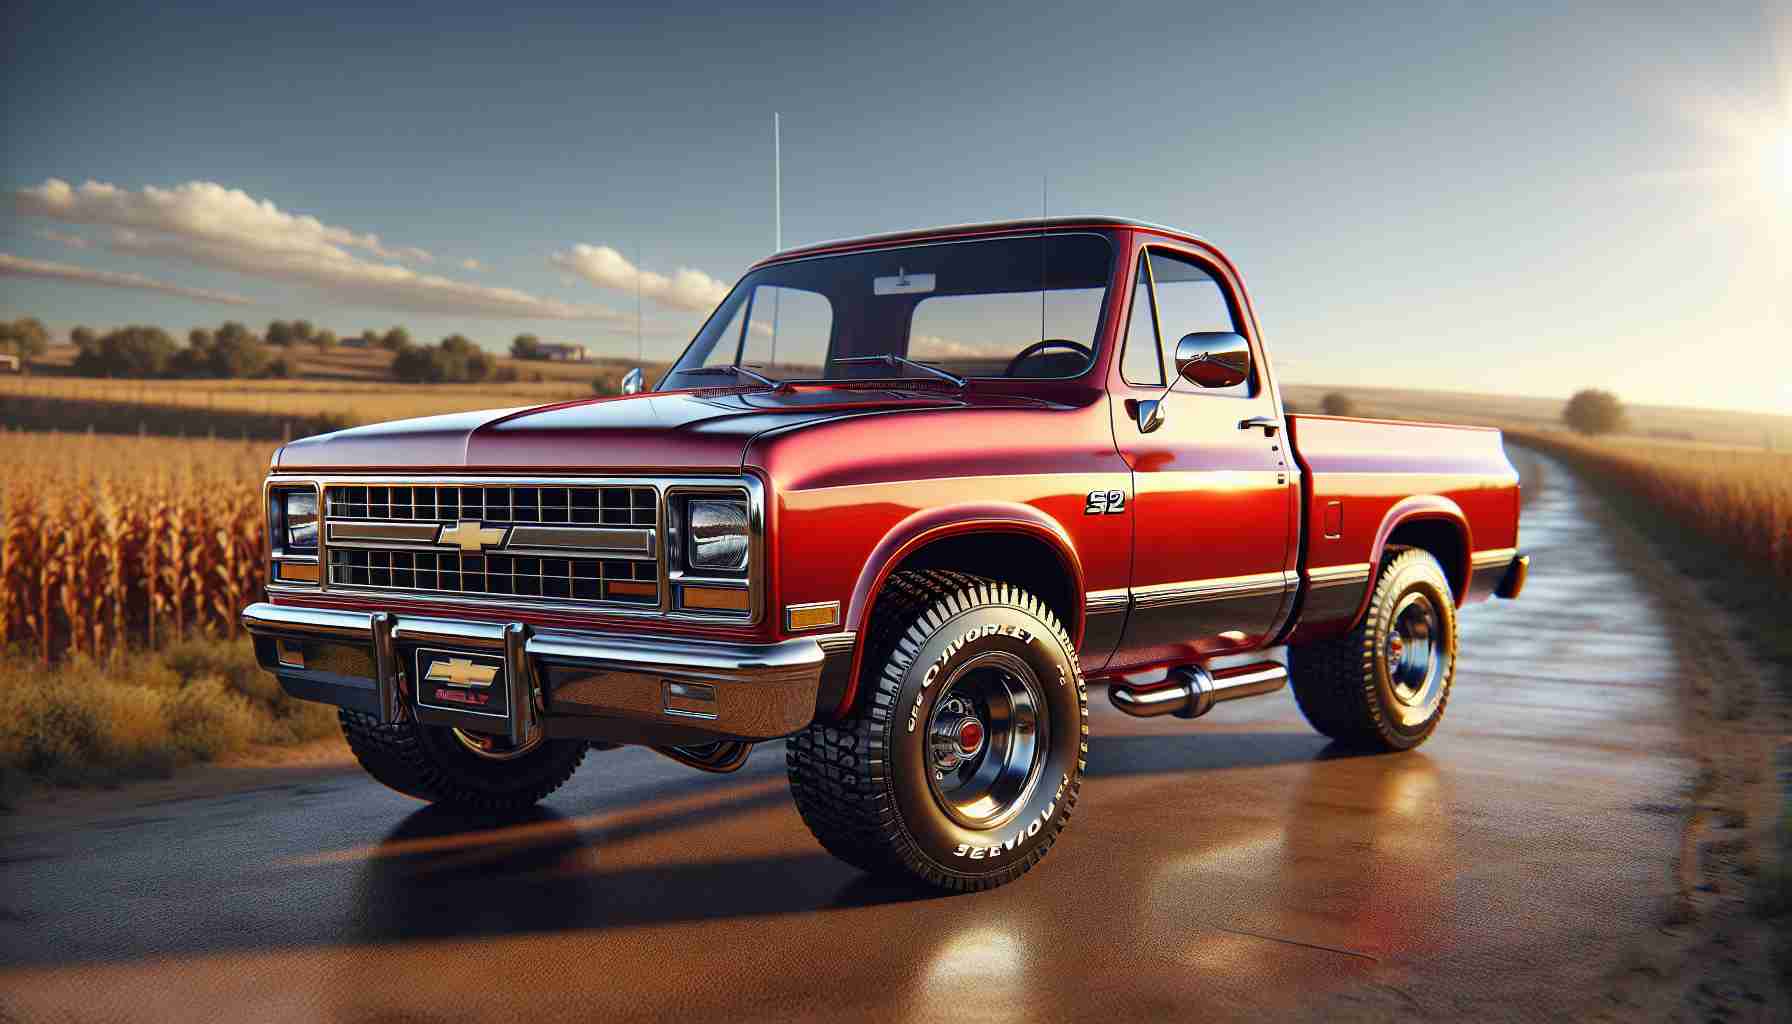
[274,386,980,473]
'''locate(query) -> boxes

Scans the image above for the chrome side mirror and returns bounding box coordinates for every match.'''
[621,367,645,394]
[1174,332,1251,389]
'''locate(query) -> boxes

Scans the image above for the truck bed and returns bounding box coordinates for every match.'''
[1285,414,1520,643]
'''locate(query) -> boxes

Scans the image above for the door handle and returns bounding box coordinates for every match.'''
[1238,415,1280,437]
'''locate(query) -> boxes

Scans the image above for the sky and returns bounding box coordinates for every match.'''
[2,0,1787,414]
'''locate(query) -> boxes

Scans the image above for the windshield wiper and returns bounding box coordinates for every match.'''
[679,364,781,388]
[831,355,967,388]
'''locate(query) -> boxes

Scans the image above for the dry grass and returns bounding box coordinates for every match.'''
[1505,430,1791,582]
[0,634,337,799]
[0,431,271,662]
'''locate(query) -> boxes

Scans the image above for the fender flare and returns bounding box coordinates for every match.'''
[1347,496,1475,626]
[831,502,1085,717]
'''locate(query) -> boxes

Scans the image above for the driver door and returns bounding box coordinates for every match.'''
[1107,245,1295,669]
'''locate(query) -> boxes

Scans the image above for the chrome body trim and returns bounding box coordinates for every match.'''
[262,473,765,626]
[1083,588,1130,614]
[1306,563,1373,586]
[240,601,829,740]
[1470,547,1519,569]
[1130,570,1292,610]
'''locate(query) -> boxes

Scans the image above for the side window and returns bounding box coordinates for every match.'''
[1118,258,1162,386]
[738,286,832,378]
[1147,250,1250,397]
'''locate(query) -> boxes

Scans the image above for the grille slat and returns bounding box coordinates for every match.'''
[324,482,659,607]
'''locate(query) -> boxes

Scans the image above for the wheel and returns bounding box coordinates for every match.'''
[786,570,1088,891]
[339,709,587,813]
[1288,547,1457,751]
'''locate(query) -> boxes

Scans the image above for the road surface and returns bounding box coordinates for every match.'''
[1,458,1692,1021]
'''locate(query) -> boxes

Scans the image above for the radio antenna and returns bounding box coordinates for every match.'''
[635,240,643,362]
[774,112,782,253]
[1040,173,1048,344]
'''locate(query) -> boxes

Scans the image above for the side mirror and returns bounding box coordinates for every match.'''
[1173,332,1251,389]
[621,367,645,394]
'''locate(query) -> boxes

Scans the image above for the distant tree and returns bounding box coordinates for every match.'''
[204,326,271,377]
[392,335,494,382]
[0,317,51,358]
[1563,389,1626,436]
[266,319,295,347]
[265,356,293,378]
[216,321,258,348]
[511,333,543,360]
[391,343,443,382]
[188,327,214,350]
[72,326,178,377]
[70,326,98,352]
[291,320,315,345]
[312,329,338,351]
[1321,392,1356,416]
[379,326,412,351]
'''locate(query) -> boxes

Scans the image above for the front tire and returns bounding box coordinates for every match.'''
[786,571,1087,891]
[340,710,587,813]
[1288,547,1457,751]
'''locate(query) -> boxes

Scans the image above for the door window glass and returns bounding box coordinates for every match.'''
[1118,259,1163,386]
[1147,250,1250,396]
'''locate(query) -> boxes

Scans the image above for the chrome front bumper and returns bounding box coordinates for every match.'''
[240,602,843,745]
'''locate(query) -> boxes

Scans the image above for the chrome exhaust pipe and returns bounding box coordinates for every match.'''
[1108,662,1288,720]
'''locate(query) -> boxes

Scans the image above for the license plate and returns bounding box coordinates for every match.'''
[414,647,508,719]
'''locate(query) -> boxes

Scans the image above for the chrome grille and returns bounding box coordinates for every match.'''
[326,484,655,527]
[322,482,660,608]
[327,549,658,604]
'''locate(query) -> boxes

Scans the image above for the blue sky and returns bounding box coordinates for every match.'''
[2,0,1787,413]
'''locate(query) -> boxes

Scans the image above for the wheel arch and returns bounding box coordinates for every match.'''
[1368,496,1472,608]
[830,503,1085,717]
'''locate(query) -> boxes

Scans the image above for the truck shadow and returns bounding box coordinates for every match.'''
[343,731,1381,947]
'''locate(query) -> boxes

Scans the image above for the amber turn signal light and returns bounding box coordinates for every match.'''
[275,561,320,584]
[785,601,840,631]
[682,585,750,612]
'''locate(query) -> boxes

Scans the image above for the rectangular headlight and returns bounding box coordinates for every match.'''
[687,499,748,571]
[282,490,318,552]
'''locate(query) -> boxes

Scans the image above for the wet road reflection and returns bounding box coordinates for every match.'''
[0,452,1696,1021]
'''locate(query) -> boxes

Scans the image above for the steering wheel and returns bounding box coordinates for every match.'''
[1004,339,1093,377]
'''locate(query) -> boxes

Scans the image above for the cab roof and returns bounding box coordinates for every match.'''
[754,215,1213,268]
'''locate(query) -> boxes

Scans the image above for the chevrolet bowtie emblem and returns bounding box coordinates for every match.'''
[438,520,507,552]
[425,657,498,688]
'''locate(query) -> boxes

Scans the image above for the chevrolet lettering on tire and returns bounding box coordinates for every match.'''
[242,216,1527,891]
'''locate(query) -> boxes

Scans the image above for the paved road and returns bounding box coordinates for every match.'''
[2,457,1692,1022]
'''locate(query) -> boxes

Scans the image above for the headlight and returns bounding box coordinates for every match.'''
[282,491,318,552]
[687,499,748,571]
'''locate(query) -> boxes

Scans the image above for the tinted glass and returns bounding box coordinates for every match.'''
[1119,259,1162,386]
[1146,250,1249,395]
[666,233,1114,385]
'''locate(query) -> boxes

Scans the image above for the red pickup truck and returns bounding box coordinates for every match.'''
[242,216,1526,891]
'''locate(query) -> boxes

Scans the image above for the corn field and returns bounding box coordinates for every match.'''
[0,430,272,663]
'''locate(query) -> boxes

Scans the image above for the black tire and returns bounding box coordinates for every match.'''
[786,570,1088,891]
[339,710,587,813]
[1288,547,1457,752]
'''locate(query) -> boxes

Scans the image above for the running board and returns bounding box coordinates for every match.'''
[1108,661,1288,720]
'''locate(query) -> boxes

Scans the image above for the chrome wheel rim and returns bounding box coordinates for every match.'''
[1384,592,1445,726]
[925,651,1047,830]
[452,726,544,761]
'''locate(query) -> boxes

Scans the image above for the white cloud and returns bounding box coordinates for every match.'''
[0,252,254,306]
[550,244,729,313]
[39,229,92,249]
[15,179,620,323]
[461,258,482,270]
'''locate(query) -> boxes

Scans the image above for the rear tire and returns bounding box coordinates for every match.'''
[786,571,1087,891]
[340,710,587,813]
[1288,548,1456,751]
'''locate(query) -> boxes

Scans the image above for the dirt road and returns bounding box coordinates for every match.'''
[0,459,1710,1021]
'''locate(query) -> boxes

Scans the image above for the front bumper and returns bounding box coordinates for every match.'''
[241,602,846,745]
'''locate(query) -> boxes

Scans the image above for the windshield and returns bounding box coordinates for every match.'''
[663,233,1114,387]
